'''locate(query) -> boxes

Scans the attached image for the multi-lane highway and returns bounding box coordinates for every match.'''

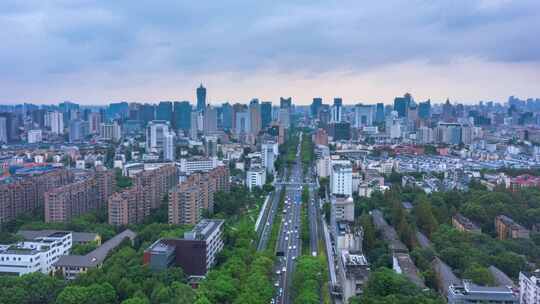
[271,133,324,304]
[257,171,284,252]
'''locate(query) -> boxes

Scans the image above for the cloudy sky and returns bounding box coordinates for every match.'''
[1,0,539,105]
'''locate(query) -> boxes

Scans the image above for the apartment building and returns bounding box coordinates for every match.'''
[519,270,540,304]
[0,231,72,276]
[452,213,481,234]
[0,167,73,224]
[330,162,353,196]
[108,165,177,225]
[44,168,115,223]
[169,166,230,225]
[246,165,266,191]
[144,219,225,277]
[495,215,530,240]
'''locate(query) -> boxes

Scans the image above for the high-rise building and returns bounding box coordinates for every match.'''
[157,101,173,123]
[109,165,177,225]
[0,168,73,224]
[205,136,218,157]
[190,111,199,139]
[69,119,89,143]
[204,105,218,134]
[354,104,374,128]
[163,132,175,161]
[280,97,292,109]
[330,162,353,196]
[375,103,385,123]
[0,117,7,143]
[197,84,207,112]
[519,270,540,304]
[249,99,261,135]
[46,111,64,135]
[394,93,412,118]
[168,166,229,225]
[173,101,191,132]
[140,104,156,125]
[246,165,266,191]
[235,110,250,135]
[88,112,101,134]
[332,98,343,123]
[261,141,278,173]
[311,98,323,118]
[418,100,431,120]
[221,103,233,130]
[146,120,170,152]
[100,121,122,141]
[261,101,272,128]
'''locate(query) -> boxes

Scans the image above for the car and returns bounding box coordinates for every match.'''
[288,246,292,250]
[274,282,279,287]
[292,256,296,260]
[276,270,281,275]
[282,267,286,272]
[293,245,296,250]
[285,237,288,241]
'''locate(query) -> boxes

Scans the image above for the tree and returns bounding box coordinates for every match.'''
[463,263,495,286]
[55,286,89,304]
[414,196,439,237]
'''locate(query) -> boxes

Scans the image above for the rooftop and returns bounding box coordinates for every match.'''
[184,219,224,241]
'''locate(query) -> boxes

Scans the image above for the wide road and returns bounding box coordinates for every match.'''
[272,137,304,304]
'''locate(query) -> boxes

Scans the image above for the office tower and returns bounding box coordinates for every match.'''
[157,101,173,123]
[313,128,329,145]
[261,102,272,128]
[311,98,323,117]
[88,112,101,134]
[69,119,89,143]
[146,120,171,152]
[140,104,156,125]
[0,117,7,143]
[128,103,141,120]
[354,104,374,128]
[278,108,290,129]
[319,105,330,125]
[31,109,46,128]
[100,121,122,141]
[394,93,412,118]
[418,100,431,120]
[442,99,455,121]
[375,103,385,123]
[235,110,250,135]
[27,130,42,143]
[330,122,351,141]
[197,84,207,112]
[280,97,292,109]
[190,112,199,139]
[164,132,175,161]
[204,105,218,134]
[221,103,233,130]
[107,102,129,120]
[332,98,343,123]
[249,99,261,135]
[173,101,191,132]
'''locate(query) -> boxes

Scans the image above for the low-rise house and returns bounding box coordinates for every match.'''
[452,213,481,234]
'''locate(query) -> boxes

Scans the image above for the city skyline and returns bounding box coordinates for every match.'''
[1,1,539,105]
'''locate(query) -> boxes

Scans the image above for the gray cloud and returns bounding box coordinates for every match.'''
[0,0,539,103]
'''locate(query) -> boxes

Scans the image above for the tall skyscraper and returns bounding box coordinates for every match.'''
[69,119,89,143]
[249,99,261,135]
[140,104,156,125]
[173,101,192,132]
[311,98,323,117]
[190,112,199,139]
[261,102,272,128]
[235,110,250,135]
[354,105,374,128]
[280,97,292,109]
[394,93,412,118]
[197,84,207,112]
[157,101,173,123]
[375,103,385,123]
[204,105,218,134]
[48,111,64,135]
[221,103,233,131]
[331,98,343,123]
[0,117,7,143]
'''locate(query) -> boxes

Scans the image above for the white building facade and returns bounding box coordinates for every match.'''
[330,162,353,196]
[246,166,266,190]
